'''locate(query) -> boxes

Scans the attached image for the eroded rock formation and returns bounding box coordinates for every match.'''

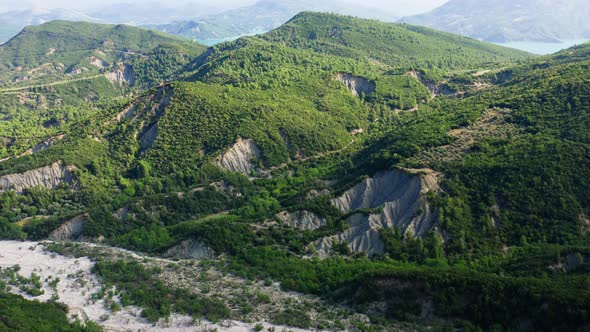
[0,161,77,193]
[105,64,135,85]
[407,70,454,97]
[139,123,159,151]
[89,56,108,68]
[335,73,376,97]
[314,169,440,257]
[216,138,261,175]
[111,86,172,152]
[0,135,65,163]
[30,135,64,154]
[49,215,88,241]
[276,210,327,230]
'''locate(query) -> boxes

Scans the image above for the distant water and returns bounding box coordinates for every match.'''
[495,40,589,55]
[198,37,239,46]
[197,29,268,46]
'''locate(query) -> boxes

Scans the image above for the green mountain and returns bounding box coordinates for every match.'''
[138,13,530,174]
[0,13,588,332]
[263,12,530,68]
[0,20,205,84]
[0,8,100,44]
[0,20,205,159]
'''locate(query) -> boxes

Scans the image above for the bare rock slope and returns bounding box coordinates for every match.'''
[276,210,327,230]
[105,64,136,85]
[0,135,64,163]
[407,70,454,97]
[216,138,261,174]
[335,73,375,97]
[315,169,440,257]
[49,215,88,241]
[0,161,77,193]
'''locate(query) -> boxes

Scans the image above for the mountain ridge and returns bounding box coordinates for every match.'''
[401,0,590,43]
[0,12,588,332]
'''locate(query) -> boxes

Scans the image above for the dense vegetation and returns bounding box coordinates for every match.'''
[263,12,530,69]
[0,12,588,331]
[93,260,230,323]
[0,293,101,331]
[0,20,204,72]
[0,20,205,159]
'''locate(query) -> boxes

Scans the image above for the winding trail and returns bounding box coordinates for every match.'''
[0,74,105,94]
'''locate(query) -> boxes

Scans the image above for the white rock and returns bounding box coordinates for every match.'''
[49,215,88,241]
[335,73,375,97]
[216,138,261,175]
[0,161,77,193]
[315,169,441,257]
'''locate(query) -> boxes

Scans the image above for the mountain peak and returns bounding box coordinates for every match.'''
[263,11,529,68]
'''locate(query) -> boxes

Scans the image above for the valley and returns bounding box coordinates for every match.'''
[0,240,365,331]
[0,9,588,332]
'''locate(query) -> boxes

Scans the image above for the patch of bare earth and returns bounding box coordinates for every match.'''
[50,242,372,331]
[410,108,522,165]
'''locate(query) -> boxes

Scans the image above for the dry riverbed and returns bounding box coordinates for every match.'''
[0,241,367,332]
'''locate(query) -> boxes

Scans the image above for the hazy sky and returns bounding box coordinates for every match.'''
[0,0,250,11]
[0,0,448,16]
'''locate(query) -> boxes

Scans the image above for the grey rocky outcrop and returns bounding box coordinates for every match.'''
[305,189,331,200]
[89,56,108,68]
[114,104,138,123]
[314,169,440,257]
[139,123,159,151]
[0,161,77,193]
[216,138,261,175]
[276,210,327,230]
[163,239,214,259]
[30,135,64,154]
[407,70,454,97]
[49,215,88,241]
[105,64,135,85]
[0,135,64,163]
[113,206,130,221]
[335,73,376,97]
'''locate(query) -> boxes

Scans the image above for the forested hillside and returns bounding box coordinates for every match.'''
[264,12,530,69]
[0,21,202,68]
[0,12,588,331]
[0,21,205,163]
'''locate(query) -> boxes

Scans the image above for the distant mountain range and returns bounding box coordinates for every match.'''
[0,11,589,332]
[87,1,223,25]
[400,0,590,43]
[0,8,98,44]
[0,8,97,26]
[2,0,590,47]
[144,0,399,43]
[0,0,397,45]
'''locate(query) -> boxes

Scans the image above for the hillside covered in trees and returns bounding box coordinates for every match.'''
[0,12,588,331]
[0,20,205,160]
